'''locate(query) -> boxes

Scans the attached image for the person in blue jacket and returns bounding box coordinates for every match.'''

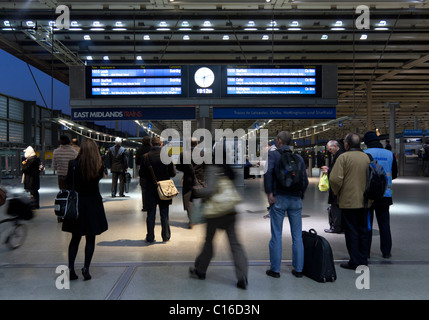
[363,131,398,259]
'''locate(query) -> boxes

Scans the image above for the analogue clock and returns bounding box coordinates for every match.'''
[194,67,215,88]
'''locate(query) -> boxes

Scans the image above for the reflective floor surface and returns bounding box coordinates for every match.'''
[0,173,428,300]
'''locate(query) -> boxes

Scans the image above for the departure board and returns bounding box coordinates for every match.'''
[223,66,321,97]
[86,66,185,98]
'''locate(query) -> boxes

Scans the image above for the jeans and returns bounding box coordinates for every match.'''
[269,194,304,273]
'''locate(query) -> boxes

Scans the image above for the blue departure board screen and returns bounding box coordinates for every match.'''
[223,66,321,97]
[86,66,185,98]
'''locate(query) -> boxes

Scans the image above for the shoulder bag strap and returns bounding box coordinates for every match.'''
[144,153,158,184]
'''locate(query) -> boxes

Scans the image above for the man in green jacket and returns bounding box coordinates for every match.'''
[329,133,371,270]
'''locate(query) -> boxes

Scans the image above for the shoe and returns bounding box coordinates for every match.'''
[324,228,343,234]
[145,238,155,244]
[340,263,357,270]
[266,269,280,278]
[291,269,303,278]
[69,269,78,281]
[111,194,116,198]
[189,267,206,280]
[237,277,248,290]
[383,253,392,259]
[81,268,92,281]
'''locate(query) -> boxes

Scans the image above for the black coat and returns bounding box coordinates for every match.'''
[108,145,128,173]
[22,156,40,191]
[139,146,176,205]
[62,158,108,236]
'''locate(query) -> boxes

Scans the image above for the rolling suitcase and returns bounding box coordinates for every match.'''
[302,229,337,282]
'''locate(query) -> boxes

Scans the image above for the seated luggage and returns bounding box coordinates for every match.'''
[302,229,337,282]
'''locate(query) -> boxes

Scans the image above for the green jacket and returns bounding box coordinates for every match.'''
[329,150,370,209]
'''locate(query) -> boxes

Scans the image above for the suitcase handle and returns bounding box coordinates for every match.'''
[309,228,317,235]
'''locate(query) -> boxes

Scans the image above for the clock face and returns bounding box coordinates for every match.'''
[194,67,215,88]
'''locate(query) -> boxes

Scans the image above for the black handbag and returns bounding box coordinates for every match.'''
[54,164,79,219]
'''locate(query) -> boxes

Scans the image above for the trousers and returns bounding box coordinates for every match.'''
[342,208,372,267]
[195,214,248,281]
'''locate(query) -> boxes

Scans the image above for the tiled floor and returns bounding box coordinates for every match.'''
[0,173,428,300]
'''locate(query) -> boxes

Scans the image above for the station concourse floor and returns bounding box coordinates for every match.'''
[0,172,429,301]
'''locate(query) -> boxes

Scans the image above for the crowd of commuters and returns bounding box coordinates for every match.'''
[11,129,405,289]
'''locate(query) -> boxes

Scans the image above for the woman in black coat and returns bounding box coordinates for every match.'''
[62,139,108,281]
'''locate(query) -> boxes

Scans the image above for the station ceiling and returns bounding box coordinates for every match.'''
[0,0,428,141]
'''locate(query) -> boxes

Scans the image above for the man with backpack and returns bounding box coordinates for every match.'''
[363,131,398,259]
[264,131,308,278]
[329,133,371,270]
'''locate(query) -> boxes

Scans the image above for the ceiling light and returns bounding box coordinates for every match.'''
[266,27,279,31]
[26,21,35,27]
[159,21,168,27]
[103,56,109,61]
[92,21,101,27]
[71,21,78,27]
[331,27,345,31]
[262,35,269,40]
[84,35,91,40]
[360,34,368,40]
[223,35,230,40]
[248,21,255,26]
[335,21,343,26]
[179,28,192,31]
[269,20,277,27]
[288,27,301,31]
[291,21,299,26]
[378,20,387,26]
[201,28,214,31]
[375,27,389,31]
[321,34,328,40]
[144,35,151,40]
[244,28,258,31]
[183,35,190,40]
[86,56,93,60]
[203,21,212,27]
[115,21,124,27]
[113,28,126,31]
[136,56,142,60]
[182,21,190,27]
[157,28,171,31]
[4,20,10,27]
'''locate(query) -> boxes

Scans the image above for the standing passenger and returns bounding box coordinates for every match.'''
[321,140,345,233]
[330,133,371,270]
[108,137,128,197]
[264,131,308,278]
[53,135,78,190]
[363,131,398,259]
[139,136,176,243]
[62,139,108,281]
[136,136,152,211]
[22,146,41,209]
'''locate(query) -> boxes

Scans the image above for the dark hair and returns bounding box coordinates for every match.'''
[277,131,292,146]
[142,136,151,146]
[60,135,70,145]
[151,136,162,146]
